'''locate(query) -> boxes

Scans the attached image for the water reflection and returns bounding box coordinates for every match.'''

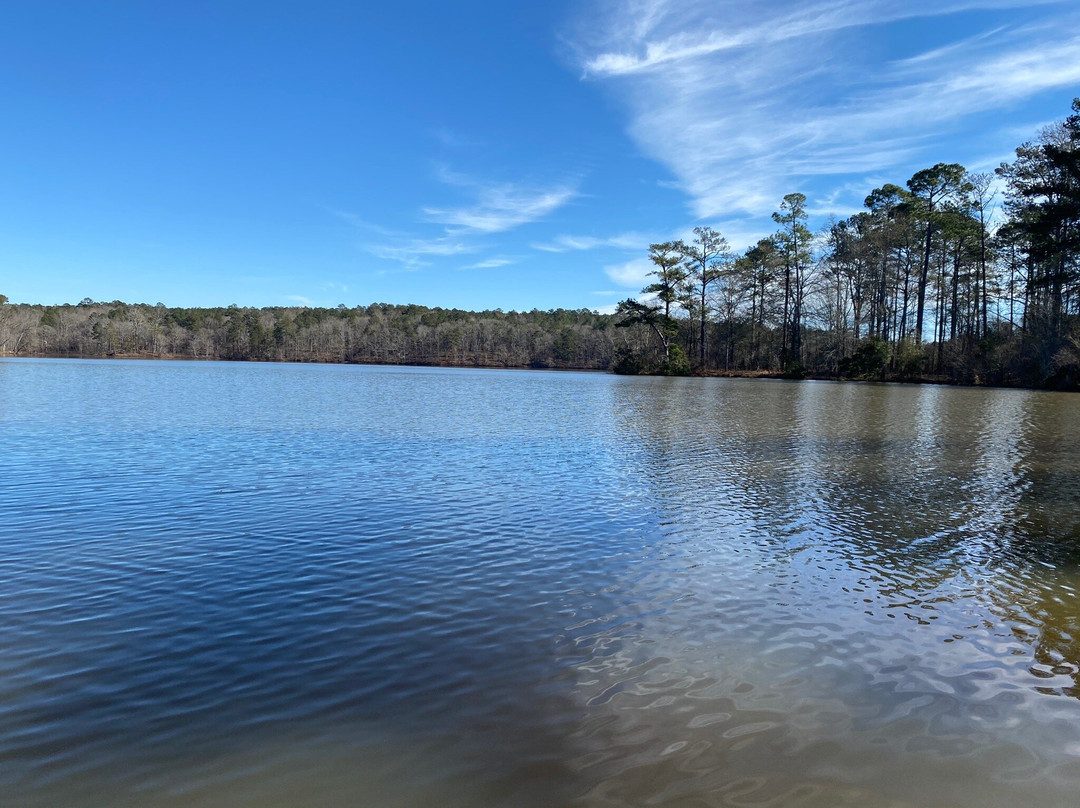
[583,377,1080,806]
[2,360,1080,807]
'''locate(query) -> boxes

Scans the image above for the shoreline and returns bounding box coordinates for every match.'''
[2,351,1065,391]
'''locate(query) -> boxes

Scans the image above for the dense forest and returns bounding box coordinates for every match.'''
[2,99,1078,389]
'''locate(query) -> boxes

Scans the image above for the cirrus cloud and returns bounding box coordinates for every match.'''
[572,0,1080,225]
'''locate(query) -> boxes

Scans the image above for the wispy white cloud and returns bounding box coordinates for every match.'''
[325,208,404,237]
[425,186,577,234]
[367,239,477,270]
[286,295,314,305]
[604,257,655,288]
[328,204,478,271]
[573,0,1080,225]
[807,181,882,219]
[424,166,579,234]
[582,0,1066,77]
[461,256,517,270]
[531,231,653,252]
[341,164,579,273]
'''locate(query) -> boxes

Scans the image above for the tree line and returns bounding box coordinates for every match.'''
[616,98,1080,388]
[0,298,624,369]
[2,99,1077,388]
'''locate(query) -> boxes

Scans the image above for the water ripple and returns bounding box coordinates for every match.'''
[2,361,1080,807]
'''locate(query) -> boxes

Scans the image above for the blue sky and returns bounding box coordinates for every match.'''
[1,0,1078,312]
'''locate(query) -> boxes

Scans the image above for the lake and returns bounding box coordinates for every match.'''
[2,358,1080,807]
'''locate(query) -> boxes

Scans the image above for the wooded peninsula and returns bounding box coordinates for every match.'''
[3,100,1078,390]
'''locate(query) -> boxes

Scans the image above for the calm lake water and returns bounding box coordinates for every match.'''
[2,358,1080,808]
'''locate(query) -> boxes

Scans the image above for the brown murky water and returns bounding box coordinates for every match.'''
[2,360,1079,807]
